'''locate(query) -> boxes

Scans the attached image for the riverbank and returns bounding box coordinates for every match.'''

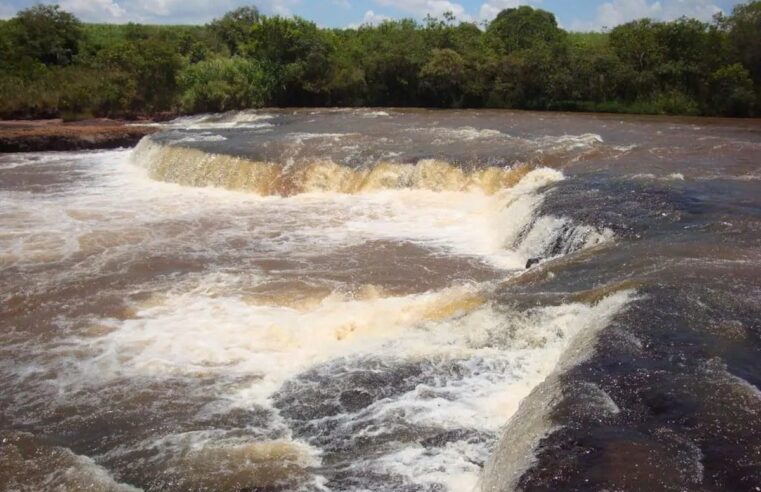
[0,119,160,153]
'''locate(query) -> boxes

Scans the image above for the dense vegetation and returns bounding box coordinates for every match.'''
[1,2,760,119]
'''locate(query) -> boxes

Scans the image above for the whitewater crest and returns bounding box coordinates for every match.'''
[131,137,534,196]
[127,137,613,269]
[169,111,275,130]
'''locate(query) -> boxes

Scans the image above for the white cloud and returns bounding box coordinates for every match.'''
[659,0,721,21]
[27,0,223,22]
[374,0,471,21]
[349,9,391,27]
[41,0,302,23]
[268,0,296,16]
[572,0,722,31]
[596,0,662,28]
[59,0,126,19]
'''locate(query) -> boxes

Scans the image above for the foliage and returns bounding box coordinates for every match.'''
[245,16,336,105]
[2,2,761,119]
[179,57,272,112]
[208,6,260,55]
[485,6,565,54]
[3,5,82,66]
[351,19,428,106]
[94,38,183,113]
[721,1,761,84]
[420,48,466,107]
[709,63,757,116]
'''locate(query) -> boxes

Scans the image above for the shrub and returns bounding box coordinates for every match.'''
[653,90,700,115]
[7,5,82,66]
[178,57,272,113]
[709,63,756,116]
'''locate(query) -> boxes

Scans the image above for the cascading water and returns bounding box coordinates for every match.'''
[3,109,759,491]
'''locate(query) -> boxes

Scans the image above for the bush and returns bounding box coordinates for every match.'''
[179,57,272,113]
[95,39,182,113]
[653,90,700,115]
[0,72,60,119]
[7,5,82,66]
[419,48,466,107]
[709,63,756,116]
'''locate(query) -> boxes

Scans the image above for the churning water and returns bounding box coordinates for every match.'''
[2,109,760,491]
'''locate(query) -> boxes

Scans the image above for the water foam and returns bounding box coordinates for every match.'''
[2,135,625,491]
[414,127,604,157]
[277,291,637,490]
[62,273,634,490]
[166,111,275,130]
[67,282,485,400]
[481,290,639,492]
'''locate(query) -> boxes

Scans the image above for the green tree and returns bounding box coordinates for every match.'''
[609,19,663,100]
[96,39,182,112]
[208,6,260,55]
[326,30,368,105]
[246,16,335,105]
[0,2,759,119]
[653,17,718,106]
[723,1,761,79]
[722,1,761,112]
[484,7,569,109]
[6,4,82,66]
[179,57,272,112]
[709,63,756,116]
[566,35,627,105]
[419,48,466,107]
[610,19,663,71]
[485,6,565,54]
[355,19,428,106]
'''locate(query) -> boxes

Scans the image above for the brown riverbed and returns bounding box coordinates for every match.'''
[0,119,159,152]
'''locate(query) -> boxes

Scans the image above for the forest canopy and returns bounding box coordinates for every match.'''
[1,2,760,119]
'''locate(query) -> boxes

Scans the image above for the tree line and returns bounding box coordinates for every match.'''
[1,2,760,119]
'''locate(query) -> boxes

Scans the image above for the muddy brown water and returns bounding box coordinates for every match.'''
[1,109,759,491]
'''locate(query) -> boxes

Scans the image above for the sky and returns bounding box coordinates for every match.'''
[0,0,747,31]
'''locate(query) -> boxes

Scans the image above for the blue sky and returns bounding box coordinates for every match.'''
[0,0,746,31]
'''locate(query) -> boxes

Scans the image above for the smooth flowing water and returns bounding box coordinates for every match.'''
[1,109,760,491]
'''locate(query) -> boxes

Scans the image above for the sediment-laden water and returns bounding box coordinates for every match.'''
[1,109,759,491]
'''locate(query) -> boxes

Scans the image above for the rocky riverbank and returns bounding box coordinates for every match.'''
[0,119,160,152]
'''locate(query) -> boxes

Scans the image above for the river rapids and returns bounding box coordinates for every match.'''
[1,109,760,491]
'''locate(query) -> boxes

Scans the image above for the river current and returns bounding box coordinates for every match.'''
[1,109,760,491]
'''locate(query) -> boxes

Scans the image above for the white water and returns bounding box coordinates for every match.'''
[0,146,628,491]
[2,150,601,271]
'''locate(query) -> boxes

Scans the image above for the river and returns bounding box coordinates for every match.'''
[1,109,759,491]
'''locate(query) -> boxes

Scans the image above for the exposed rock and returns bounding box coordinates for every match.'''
[0,119,160,152]
[525,257,542,269]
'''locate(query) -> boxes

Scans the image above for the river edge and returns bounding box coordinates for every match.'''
[0,119,161,153]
